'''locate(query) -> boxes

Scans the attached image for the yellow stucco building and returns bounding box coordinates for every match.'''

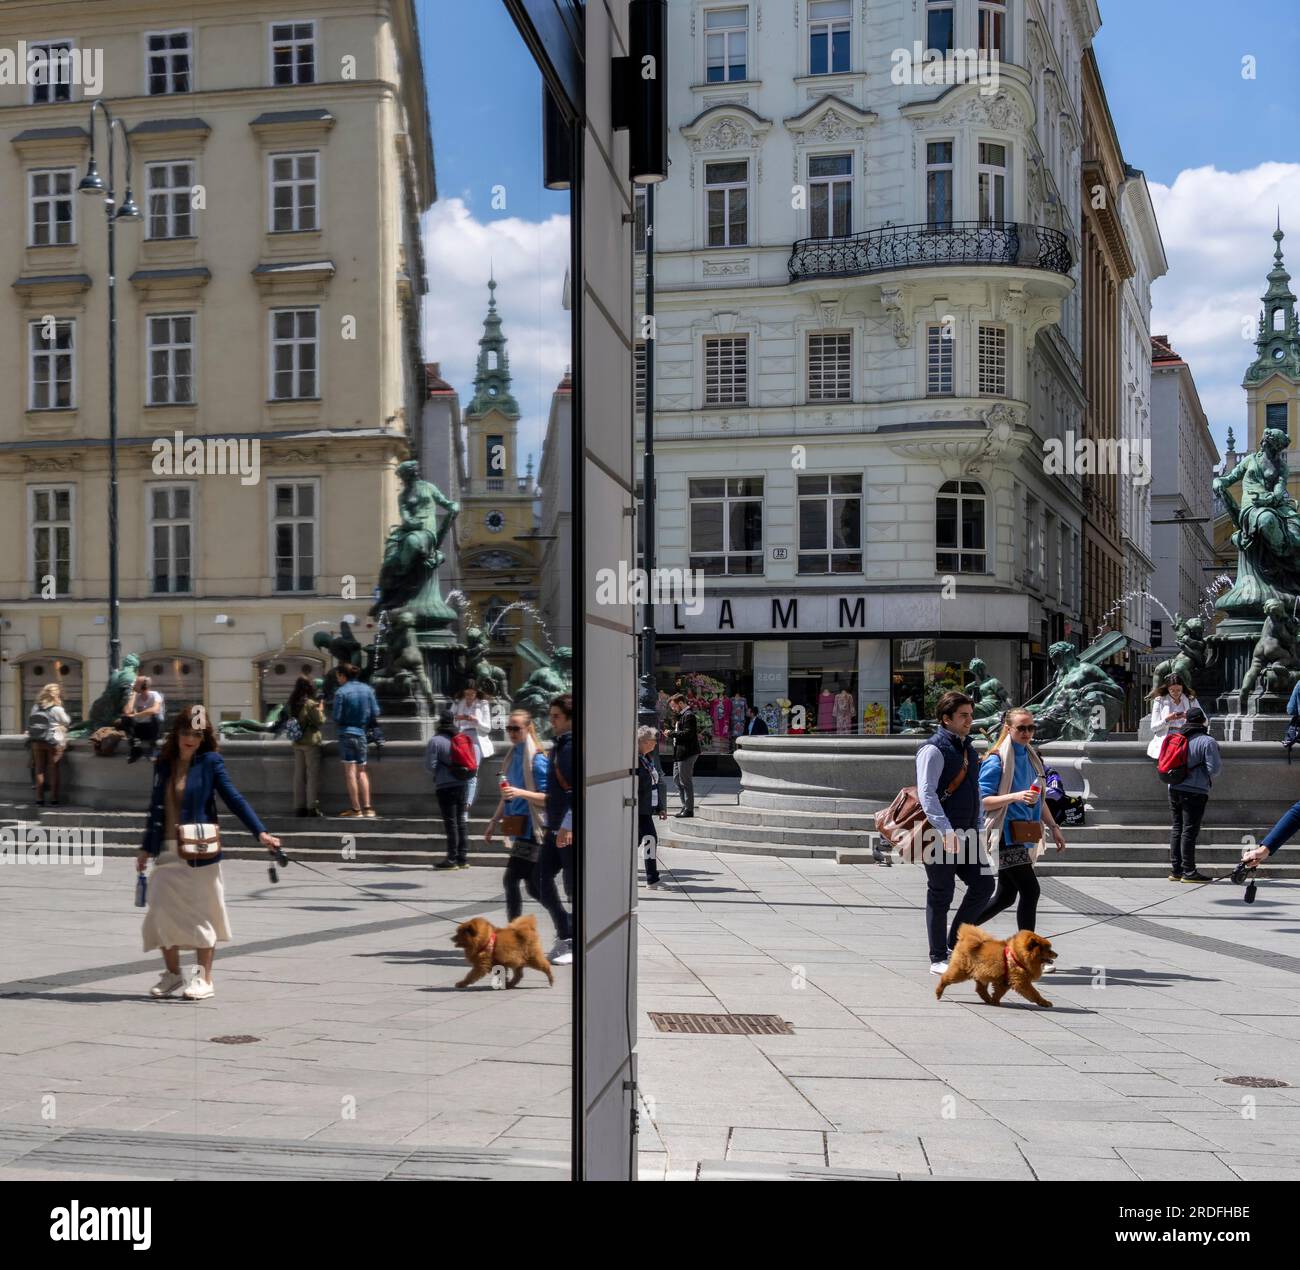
[0,1,433,729]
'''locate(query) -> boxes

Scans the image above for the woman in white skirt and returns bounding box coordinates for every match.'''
[136,705,281,1000]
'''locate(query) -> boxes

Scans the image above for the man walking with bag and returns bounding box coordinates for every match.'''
[916,691,993,975]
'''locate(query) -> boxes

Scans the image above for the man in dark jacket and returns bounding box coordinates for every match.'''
[667,693,701,817]
[1167,704,1221,883]
[536,693,575,965]
[742,706,768,736]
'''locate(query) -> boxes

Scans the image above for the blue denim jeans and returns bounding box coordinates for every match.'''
[1262,799,1300,854]
[338,732,368,765]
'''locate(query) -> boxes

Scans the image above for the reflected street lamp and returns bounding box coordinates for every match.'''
[80,100,142,675]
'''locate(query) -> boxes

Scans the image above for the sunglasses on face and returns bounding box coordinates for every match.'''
[1013,724,1036,734]
[506,725,523,733]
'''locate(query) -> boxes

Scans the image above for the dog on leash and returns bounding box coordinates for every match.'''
[934,924,1057,1008]
[451,915,554,989]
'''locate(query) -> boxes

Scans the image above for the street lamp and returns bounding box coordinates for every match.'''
[79,100,142,675]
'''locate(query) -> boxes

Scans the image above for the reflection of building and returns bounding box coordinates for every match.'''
[1116,168,1166,727]
[645,0,1101,750]
[538,370,573,650]
[1150,335,1219,653]
[455,280,542,691]
[0,1,434,729]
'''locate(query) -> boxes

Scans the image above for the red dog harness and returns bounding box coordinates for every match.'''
[487,931,497,954]
[1004,945,1022,972]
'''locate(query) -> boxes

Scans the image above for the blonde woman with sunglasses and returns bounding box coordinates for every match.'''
[975,708,1066,961]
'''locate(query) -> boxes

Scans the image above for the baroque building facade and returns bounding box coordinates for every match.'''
[643,0,1105,749]
[0,0,433,728]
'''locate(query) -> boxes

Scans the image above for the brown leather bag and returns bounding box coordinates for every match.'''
[873,749,969,863]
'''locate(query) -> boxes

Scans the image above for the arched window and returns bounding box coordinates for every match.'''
[936,480,987,573]
[19,654,83,725]
[484,595,510,645]
[254,652,328,718]
[1273,307,1286,332]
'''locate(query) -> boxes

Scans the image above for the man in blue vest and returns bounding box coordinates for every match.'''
[916,690,993,975]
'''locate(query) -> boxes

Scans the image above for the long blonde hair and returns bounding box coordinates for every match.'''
[992,707,1035,754]
[510,709,541,772]
[36,682,62,709]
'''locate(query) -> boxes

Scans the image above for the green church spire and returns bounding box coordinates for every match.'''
[1246,220,1300,385]
[468,275,520,417]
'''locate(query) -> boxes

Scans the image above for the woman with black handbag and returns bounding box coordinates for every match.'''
[487,709,549,917]
[135,706,281,1000]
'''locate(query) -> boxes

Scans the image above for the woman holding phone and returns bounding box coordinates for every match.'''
[136,706,281,1000]
[1147,674,1195,761]
[975,708,1066,959]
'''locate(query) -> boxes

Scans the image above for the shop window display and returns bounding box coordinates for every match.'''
[656,641,752,754]
[891,638,1018,733]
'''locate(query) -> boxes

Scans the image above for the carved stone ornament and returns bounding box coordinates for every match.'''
[879,285,912,348]
[23,454,79,472]
[909,89,1029,135]
[697,118,758,152]
[703,259,751,277]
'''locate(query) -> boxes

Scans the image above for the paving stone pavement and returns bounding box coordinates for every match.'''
[0,856,573,1179]
[635,841,1300,1181]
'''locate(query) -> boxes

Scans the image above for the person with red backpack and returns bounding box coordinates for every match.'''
[1159,704,1221,883]
[425,711,478,870]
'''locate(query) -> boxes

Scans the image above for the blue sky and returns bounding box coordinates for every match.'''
[417,1,1300,462]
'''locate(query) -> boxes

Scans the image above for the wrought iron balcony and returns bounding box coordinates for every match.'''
[788,220,1072,282]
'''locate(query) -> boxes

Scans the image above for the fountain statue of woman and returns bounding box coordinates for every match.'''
[1214,428,1300,615]
[370,460,459,629]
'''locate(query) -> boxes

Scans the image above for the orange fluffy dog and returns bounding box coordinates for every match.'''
[451,915,554,989]
[934,924,1057,1008]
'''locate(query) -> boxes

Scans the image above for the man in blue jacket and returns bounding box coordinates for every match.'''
[332,664,380,818]
[536,693,575,966]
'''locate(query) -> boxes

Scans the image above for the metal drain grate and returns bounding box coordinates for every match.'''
[208,1035,262,1045]
[1219,1076,1291,1089]
[649,1012,793,1035]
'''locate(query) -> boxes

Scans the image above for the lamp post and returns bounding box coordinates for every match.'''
[79,101,142,675]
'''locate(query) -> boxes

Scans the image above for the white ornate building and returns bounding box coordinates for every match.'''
[643,0,1102,744]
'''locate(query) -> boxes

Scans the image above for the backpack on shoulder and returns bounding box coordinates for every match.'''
[27,706,56,743]
[1156,731,1191,784]
[449,731,479,782]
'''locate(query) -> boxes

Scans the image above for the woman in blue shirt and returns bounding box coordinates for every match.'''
[974,708,1066,951]
[135,706,281,1000]
[486,709,549,920]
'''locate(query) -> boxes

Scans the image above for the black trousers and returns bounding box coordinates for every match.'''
[122,715,161,752]
[638,814,660,883]
[504,851,540,920]
[922,855,995,964]
[976,861,1041,932]
[534,830,573,943]
[1168,788,1208,875]
[436,786,468,864]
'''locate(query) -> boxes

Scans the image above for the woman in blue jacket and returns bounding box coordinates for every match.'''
[135,706,281,1000]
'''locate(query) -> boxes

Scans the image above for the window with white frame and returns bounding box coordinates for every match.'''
[808,0,851,74]
[704,335,748,406]
[798,474,862,574]
[30,486,73,595]
[29,169,75,246]
[147,314,195,405]
[704,7,748,83]
[145,161,195,239]
[29,41,73,104]
[689,477,763,575]
[977,142,1008,223]
[936,480,986,573]
[978,323,1007,396]
[146,30,192,94]
[808,332,851,402]
[633,186,647,252]
[271,21,316,85]
[705,159,748,247]
[809,153,851,238]
[926,323,954,396]
[149,485,193,593]
[634,341,647,411]
[926,141,954,228]
[29,319,75,410]
[978,1,1007,59]
[270,308,319,400]
[925,1,955,54]
[272,481,317,592]
[270,152,319,232]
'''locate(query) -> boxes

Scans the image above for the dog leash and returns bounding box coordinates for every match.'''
[1042,877,1242,940]
[264,850,467,924]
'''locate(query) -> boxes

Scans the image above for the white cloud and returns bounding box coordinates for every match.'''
[420,197,572,481]
[1148,162,1300,452]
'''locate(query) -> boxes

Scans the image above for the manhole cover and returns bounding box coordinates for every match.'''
[1219,1076,1291,1089]
[209,1035,262,1045]
[648,1012,793,1035]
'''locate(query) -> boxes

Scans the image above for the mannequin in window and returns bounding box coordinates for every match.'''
[817,687,835,732]
[834,684,855,735]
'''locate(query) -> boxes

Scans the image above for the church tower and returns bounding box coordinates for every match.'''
[1245,222,1300,489]
[458,277,541,691]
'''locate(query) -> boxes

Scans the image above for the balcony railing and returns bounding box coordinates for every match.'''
[788,220,1073,282]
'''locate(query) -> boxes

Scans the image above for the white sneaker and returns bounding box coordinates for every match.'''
[149,971,185,998]
[929,961,949,975]
[1041,963,1056,974]
[550,939,574,966]
[182,975,215,1000]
